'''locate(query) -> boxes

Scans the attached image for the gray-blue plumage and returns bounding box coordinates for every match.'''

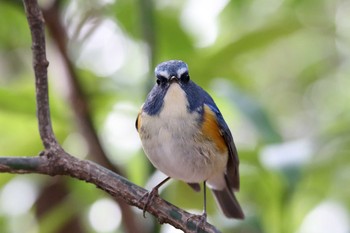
[144,60,212,116]
[155,60,188,78]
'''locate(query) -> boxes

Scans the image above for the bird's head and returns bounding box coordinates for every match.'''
[154,60,190,87]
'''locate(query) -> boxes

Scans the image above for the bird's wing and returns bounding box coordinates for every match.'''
[204,103,240,191]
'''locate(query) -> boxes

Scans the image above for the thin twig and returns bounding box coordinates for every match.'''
[42,3,143,233]
[23,0,58,150]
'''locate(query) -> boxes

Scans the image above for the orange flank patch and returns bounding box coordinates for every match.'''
[136,111,142,132]
[202,105,227,154]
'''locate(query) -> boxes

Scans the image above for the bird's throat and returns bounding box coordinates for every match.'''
[160,83,188,118]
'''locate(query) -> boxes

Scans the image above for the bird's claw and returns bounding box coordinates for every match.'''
[186,212,207,231]
[139,188,159,218]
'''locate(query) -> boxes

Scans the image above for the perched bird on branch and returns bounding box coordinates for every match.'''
[136,60,244,221]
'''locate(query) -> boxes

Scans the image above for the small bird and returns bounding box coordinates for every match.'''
[136,60,244,220]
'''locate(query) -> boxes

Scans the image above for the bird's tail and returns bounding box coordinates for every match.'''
[211,187,244,219]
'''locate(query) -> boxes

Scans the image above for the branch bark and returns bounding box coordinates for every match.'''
[24,0,57,149]
[41,3,143,233]
[0,0,221,232]
[0,154,219,233]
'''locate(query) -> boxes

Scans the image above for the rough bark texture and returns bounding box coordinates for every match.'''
[41,2,143,232]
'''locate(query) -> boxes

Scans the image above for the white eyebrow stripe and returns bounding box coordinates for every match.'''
[177,67,188,77]
[157,70,170,78]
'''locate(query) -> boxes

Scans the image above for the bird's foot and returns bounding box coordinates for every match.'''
[186,212,207,231]
[139,187,159,218]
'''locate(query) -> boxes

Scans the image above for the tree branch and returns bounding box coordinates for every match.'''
[0,154,219,233]
[0,0,221,232]
[41,3,144,232]
[23,0,57,149]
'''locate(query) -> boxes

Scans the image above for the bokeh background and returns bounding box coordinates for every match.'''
[0,0,349,233]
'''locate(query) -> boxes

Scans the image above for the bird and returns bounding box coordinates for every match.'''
[136,60,244,220]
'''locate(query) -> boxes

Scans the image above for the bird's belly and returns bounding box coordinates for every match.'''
[139,114,227,183]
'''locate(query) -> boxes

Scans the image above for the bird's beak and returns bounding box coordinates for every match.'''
[170,76,178,83]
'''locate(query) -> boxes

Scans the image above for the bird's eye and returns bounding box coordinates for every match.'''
[180,72,190,83]
[156,76,167,85]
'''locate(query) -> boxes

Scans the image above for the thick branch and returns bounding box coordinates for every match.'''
[0,154,220,233]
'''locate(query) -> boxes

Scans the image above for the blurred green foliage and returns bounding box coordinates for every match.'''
[0,0,349,233]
